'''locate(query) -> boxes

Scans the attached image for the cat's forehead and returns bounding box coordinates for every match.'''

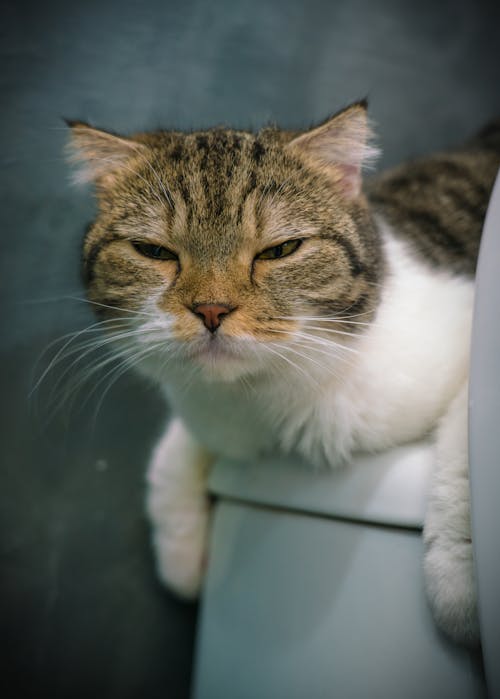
[144,128,314,255]
[159,127,288,198]
[162,126,287,164]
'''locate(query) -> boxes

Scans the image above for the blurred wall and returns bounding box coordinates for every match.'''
[1,1,499,697]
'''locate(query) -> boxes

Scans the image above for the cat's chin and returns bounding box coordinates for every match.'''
[196,359,251,383]
[187,338,261,383]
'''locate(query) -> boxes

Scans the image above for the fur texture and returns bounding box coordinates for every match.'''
[68,103,500,646]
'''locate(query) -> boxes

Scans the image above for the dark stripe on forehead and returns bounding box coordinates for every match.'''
[252,140,266,164]
[170,143,184,162]
[230,133,243,152]
[241,169,258,200]
[236,169,258,225]
[196,134,209,151]
[196,134,210,171]
[215,131,229,151]
[176,172,191,206]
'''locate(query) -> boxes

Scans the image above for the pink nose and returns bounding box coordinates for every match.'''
[192,303,233,333]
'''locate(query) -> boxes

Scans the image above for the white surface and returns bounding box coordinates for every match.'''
[469,170,500,698]
[209,440,434,529]
[194,501,485,699]
[197,177,500,698]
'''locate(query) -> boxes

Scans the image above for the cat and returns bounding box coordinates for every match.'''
[67,102,500,647]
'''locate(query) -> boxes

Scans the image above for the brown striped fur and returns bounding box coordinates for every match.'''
[69,105,499,347]
[368,120,500,275]
[70,104,384,345]
[67,107,500,647]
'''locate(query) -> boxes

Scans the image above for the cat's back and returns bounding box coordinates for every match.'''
[367,119,500,276]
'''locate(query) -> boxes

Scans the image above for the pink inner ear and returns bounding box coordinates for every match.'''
[67,124,146,185]
[286,104,379,199]
[336,162,362,198]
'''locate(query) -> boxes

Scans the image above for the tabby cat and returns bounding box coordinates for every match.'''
[67,102,500,647]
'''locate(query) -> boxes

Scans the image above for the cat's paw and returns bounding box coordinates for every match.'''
[149,497,209,599]
[146,419,212,600]
[424,536,480,647]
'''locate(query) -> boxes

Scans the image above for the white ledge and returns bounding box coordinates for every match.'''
[209,440,433,529]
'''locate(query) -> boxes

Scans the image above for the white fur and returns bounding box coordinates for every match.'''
[156,223,473,465]
[146,418,212,598]
[144,220,477,643]
[423,381,478,645]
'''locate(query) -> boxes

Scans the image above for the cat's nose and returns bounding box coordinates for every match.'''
[192,303,234,333]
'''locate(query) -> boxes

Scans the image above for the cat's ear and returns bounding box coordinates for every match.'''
[287,101,379,198]
[65,120,147,185]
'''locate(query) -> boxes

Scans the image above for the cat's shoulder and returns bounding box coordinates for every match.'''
[367,119,500,276]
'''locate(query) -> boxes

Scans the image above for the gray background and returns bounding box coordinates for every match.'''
[1,0,499,697]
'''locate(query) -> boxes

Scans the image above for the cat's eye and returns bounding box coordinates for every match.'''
[132,241,178,261]
[256,239,303,260]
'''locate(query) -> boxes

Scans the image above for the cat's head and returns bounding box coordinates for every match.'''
[68,102,383,383]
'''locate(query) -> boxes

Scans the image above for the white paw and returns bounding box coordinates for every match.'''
[146,419,212,599]
[424,536,480,647]
[149,498,210,599]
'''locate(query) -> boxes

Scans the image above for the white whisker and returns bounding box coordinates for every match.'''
[67,296,158,318]
[302,326,363,339]
[266,325,363,341]
[33,325,159,399]
[88,342,166,428]
[295,329,363,349]
[262,343,320,387]
[42,349,124,425]
[264,327,361,358]
[31,317,133,378]
[275,342,343,380]
[30,318,136,397]
[274,313,382,330]
[291,338,357,372]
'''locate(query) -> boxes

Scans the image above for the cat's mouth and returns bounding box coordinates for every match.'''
[187,334,245,363]
[182,333,264,381]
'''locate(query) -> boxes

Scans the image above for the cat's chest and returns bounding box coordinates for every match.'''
[162,230,475,465]
[334,230,475,451]
[164,380,277,459]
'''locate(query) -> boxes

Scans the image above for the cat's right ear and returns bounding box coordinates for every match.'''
[286,101,379,198]
[65,120,147,186]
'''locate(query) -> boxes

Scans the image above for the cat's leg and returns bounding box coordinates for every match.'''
[423,381,480,646]
[146,417,213,599]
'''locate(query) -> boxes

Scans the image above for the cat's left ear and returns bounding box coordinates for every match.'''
[287,101,379,198]
[65,120,148,186]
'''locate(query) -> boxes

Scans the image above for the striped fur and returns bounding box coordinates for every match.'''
[73,110,500,333]
[68,105,500,647]
[368,121,500,275]
[73,104,385,350]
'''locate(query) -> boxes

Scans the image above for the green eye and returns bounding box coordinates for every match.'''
[256,239,303,260]
[132,241,178,261]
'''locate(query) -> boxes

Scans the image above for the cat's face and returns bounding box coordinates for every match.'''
[70,103,383,382]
